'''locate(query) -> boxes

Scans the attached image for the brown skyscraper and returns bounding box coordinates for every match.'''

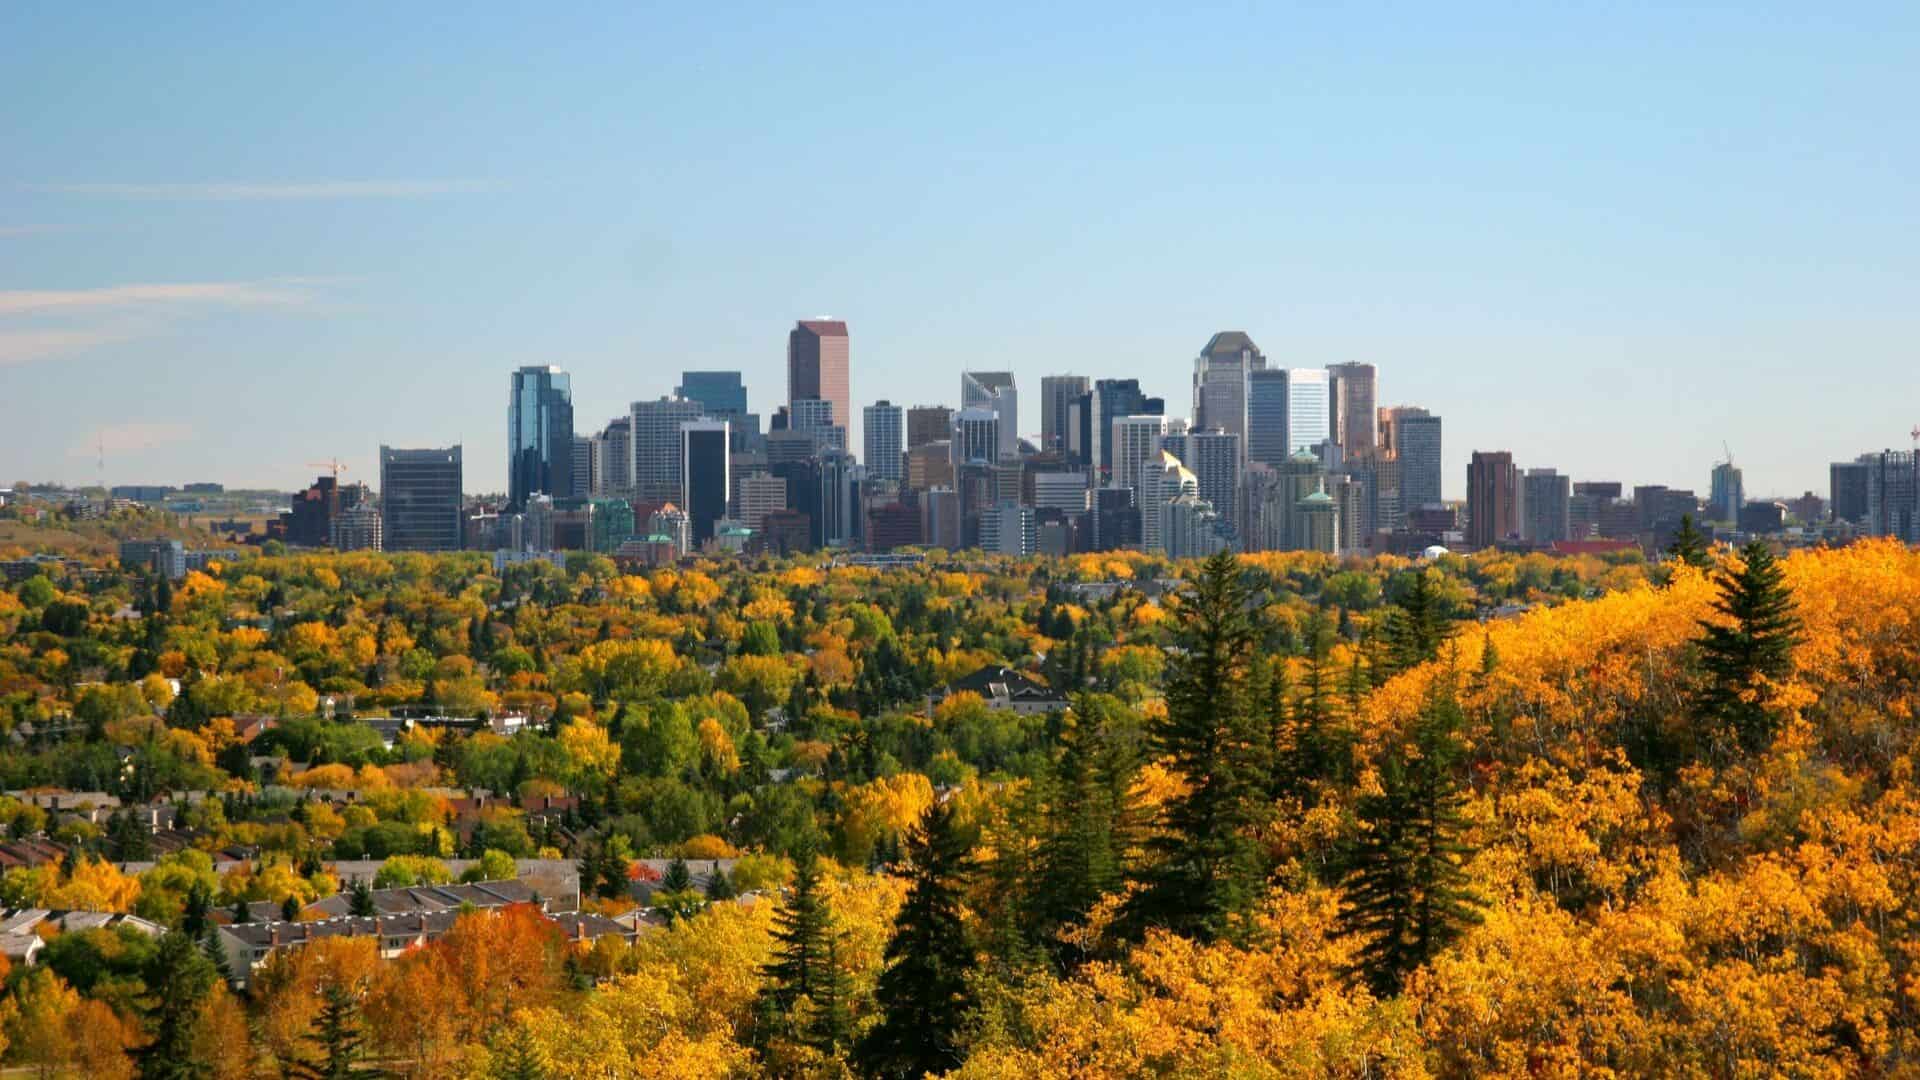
[1327,362,1377,455]
[787,320,850,440]
[1467,450,1518,550]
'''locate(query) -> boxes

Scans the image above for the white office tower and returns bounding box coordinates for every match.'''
[1111,414,1170,500]
[1281,368,1332,457]
[949,408,1001,473]
[862,400,905,482]
[978,502,1036,556]
[961,371,1019,460]
[737,472,788,532]
[1032,470,1091,511]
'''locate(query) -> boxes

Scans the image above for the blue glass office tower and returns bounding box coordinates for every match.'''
[509,366,574,511]
[676,371,748,417]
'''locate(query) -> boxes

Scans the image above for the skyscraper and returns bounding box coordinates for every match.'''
[788,320,850,456]
[1112,414,1170,496]
[1281,368,1331,458]
[1246,369,1290,468]
[1521,468,1571,543]
[1039,374,1089,457]
[1086,379,1164,479]
[863,401,904,482]
[1326,363,1378,456]
[380,445,464,552]
[590,417,631,497]
[1394,411,1443,515]
[962,371,1019,460]
[681,419,730,547]
[950,409,1000,473]
[507,366,573,511]
[676,371,747,418]
[630,397,704,504]
[571,436,592,499]
[906,405,953,450]
[1709,460,1745,523]
[1192,332,1264,453]
[1467,451,1519,550]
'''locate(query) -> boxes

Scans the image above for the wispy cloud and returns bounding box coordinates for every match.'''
[0,328,135,367]
[0,278,332,366]
[0,281,313,317]
[68,422,196,458]
[28,179,499,200]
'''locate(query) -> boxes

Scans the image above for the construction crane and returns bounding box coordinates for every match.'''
[307,459,350,482]
[1722,441,1734,467]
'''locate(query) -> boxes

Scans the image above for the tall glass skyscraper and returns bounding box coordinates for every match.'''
[380,445,464,552]
[508,366,573,511]
[676,371,747,417]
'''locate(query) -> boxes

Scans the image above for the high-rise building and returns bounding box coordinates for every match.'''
[1709,460,1745,523]
[329,501,383,552]
[1466,451,1518,550]
[961,371,1019,460]
[906,442,955,491]
[1521,468,1571,544]
[1326,363,1378,456]
[1140,450,1199,553]
[591,417,631,497]
[1039,375,1089,457]
[1161,428,1240,528]
[681,420,730,547]
[737,472,787,532]
[950,409,1001,472]
[676,371,747,418]
[1281,368,1331,458]
[1294,486,1340,553]
[380,445,464,552]
[906,405,953,450]
[788,320,850,456]
[1830,459,1871,525]
[1383,409,1442,515]
[816,449,860,548]
[1032,471,1091,511]
[1111,414,1170,497]
[1246,369,1289,468]
[630,397,704,504]
[571,436,593,499]
[1091,486,1139,552]
[1085,379,1164,480]
[508,366,574,511]
[978,502,1036,556]
[863,401,904,482]
[1862,449,1919,541]
[1192,332,1265,454]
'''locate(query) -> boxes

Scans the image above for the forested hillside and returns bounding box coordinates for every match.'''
[0,535,1915,1077]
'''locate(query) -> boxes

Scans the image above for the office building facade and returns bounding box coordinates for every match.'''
[787,320,850,454]
[1466,450,1518,550]
[961,371,1019,460]
[1327,363,1377,456]
[507,366,573,511]
[681,420,730,547]
[381,445,464,552]
[1039,374,1089,456]
[863,400,905,482]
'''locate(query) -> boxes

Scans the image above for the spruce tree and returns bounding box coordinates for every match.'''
[137,930,220,1080]
[1692,539,1801,756]
[290,981,382,1080]
[1032,696,1136,963]
[856,802,976,1078]
[200,923,233,984]
[704,863,737,900]
[490,1026,546,1080]
[1340,686,1485,997]
[1383,568,1448,676]
[661,857,693,893]
[181,881,211,936]
[1667,514,1713,571]
[231,896,252,924]
[1118,550,1270,944]
[282,894,303,921]
[347,878,376,917]
[755,850,834,1047]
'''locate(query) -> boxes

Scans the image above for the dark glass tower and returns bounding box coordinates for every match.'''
[508,366,574,511]
[681,420,731,547]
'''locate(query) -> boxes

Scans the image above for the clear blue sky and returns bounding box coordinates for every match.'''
[4,3,1916,500]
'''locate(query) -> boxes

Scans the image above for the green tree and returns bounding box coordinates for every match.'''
[290,980,382,1080]
[754,849,837,1053]
[1118,550,1270,944]
[1381,568,1448,676]
[1032,696,1137,963]
[704,863,736,900]
[1666,514,1713,571]
[1339,685,1484,997]
[137,930,220,1080]
[856,802,977,1078]
[1691,539,1801,756]
[346,878,376,917]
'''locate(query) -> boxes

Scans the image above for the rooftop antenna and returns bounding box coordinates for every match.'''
[1721,441,1734,467]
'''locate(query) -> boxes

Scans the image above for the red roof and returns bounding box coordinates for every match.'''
[795,319,848,336]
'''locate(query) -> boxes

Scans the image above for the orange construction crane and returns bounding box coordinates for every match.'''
[307,459,350,482]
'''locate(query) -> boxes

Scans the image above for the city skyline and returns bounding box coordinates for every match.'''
[5,5,1918,499]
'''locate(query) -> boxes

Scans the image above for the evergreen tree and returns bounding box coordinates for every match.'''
[282,894,303,921]
[754,850,834,1048]
[1118,550,1270,944]
[490,1026,546,1080]
[137,930,220,1080]
[661,856,693,893]
[181,881,211,936]
[1340,686,1485,997]
[1382,568,1448,675]
[1692,539,1801,756]
[857,802,977,1079]
[1666,514,1713,571]
[289,980,382,1080]
[231,896,252,924]
[704,863,736,900]
[200,923,233,985]
[1032,696,1137,964]
[347,878,376,917]
[811,932,857,1059]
